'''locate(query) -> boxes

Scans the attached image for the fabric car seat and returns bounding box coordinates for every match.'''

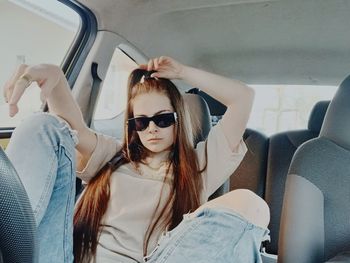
[230,128,269,198]
[278,76,350,262]
[264,100,330,254]
[0,147,37,263]
[183,93,211,146]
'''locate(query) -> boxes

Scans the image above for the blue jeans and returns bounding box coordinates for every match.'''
[6,113,78,263]
[5,113,269,263]
[145,207,270,263]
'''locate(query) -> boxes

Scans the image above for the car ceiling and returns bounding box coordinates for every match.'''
[77,0,350,86]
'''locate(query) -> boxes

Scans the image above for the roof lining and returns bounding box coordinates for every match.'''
[160,0,278,14]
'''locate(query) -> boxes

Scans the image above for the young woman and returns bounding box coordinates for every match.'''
[4,56,269,263]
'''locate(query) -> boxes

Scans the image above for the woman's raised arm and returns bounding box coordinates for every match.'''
[3,64,97,165]
[143,56,255,151]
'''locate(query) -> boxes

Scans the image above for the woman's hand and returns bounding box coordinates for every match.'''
[140,56,186,80]
[3,64,63,117]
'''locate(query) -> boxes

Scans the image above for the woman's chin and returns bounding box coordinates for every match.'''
[146,147,163,154]
[144,145,168,154]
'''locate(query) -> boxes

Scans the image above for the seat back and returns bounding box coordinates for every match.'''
[278,76,350,262]
[265,101,329,254]
[0,147,37,263]
[183,93,211,146]
[182,93,229,200]
[230,128,269,197]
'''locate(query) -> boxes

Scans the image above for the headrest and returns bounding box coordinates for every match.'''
[187,89,226,116]
[183,94,211,145]
[320,75,350,150]
[307,101,330,133]
[197,90,227,116]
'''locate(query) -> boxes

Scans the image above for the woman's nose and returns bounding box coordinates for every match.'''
[148,121,158,133]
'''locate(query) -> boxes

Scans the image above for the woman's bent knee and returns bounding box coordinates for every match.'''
[199,189,270,229]
[25,112,64,128]
[18,113,78,146]
[13,113,60,136]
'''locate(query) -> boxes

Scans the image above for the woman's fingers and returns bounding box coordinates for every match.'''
[142,56,172,71]
[153,58,159,70]
[150,70,168,79]
[5,64,61,117]
[3,80,12,103]
[146,57,167,71]
[5,64,31,117]
[8,73,32,117]
[158,56,170,66]
[140,56,183,79]
[3,64,28,103]
[147,59,154,71]
[139,64,148,70]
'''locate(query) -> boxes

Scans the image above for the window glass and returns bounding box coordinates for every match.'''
[248,85,337,135]
[93,48,138,121]
[0,0,80,128]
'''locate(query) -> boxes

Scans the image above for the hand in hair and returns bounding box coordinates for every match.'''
[139,56,185,80]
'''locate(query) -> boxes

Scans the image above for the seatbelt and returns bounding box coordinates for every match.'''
[86,62,102,127]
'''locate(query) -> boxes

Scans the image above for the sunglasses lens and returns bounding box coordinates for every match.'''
[134,118,149,131]
[154,113,175,128]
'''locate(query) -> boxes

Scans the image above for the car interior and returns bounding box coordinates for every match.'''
[1,0,350,262]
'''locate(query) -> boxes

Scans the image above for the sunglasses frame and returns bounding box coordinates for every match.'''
[127,112,178,132]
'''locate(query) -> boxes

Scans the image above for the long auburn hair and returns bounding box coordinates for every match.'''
[73,69,207,262]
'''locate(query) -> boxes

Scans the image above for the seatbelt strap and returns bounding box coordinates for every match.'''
[86,62,102,127]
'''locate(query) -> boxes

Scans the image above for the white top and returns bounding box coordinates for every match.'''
[77,121,247,263]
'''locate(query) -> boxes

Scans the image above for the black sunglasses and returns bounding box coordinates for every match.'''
[128,112,177,132]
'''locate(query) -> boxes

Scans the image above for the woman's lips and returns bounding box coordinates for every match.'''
[148,138,162,142]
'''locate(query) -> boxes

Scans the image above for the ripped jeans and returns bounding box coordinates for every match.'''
[6,113,78,263]
[144,208,270,263]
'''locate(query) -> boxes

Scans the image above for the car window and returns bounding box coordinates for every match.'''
[0,0,80,128]
[248,85,338,135]
[93,48,138,121]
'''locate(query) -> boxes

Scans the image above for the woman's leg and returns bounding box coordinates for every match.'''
[196,189,270,229]
[5,113,78,263]
[146,189,270,263]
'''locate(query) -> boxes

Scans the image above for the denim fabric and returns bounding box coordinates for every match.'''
[6,113,77,263]
[145,207,270,263]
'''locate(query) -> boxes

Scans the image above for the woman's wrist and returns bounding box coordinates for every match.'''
[178,65,191,81]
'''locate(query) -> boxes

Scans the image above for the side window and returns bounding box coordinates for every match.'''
[0,0,80,128]
[248,85,337,135]
[91,48,138,139]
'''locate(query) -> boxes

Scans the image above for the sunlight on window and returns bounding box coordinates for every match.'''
[94,48,138,120]
[248,85,337,135]
[0,0,80,128]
